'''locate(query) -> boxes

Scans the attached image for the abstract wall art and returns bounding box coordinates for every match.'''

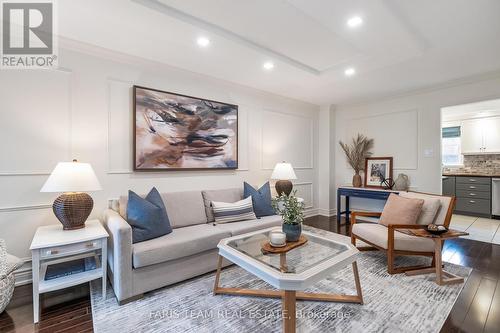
[133,86,238,170]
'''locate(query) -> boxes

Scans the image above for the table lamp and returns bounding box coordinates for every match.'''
[271,162,297,196]
[41,160,102,230]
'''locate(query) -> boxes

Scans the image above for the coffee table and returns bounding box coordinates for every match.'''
[214,228,363,333]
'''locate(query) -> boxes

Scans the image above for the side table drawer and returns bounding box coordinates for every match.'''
[40,240,101,259]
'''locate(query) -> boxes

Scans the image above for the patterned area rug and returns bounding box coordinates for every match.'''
[91,227,471,333]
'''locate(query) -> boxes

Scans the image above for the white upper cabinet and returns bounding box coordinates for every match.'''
[461,119,485,154]
[461,117,500,154]
[483,117,500,153]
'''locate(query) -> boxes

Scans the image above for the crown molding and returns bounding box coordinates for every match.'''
[338,69,500,108]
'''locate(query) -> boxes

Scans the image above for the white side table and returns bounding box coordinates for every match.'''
[30,220,108,323]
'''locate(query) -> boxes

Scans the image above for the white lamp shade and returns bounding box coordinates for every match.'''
[41,162,102,193]
[271,162,297,180]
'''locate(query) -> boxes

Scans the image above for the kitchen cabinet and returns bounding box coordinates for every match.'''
[442,176,455,196]
[483,117,500,153]
[453,176,491,217]
[461,117,500,154]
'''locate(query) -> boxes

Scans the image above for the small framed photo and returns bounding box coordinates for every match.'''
[364,157,393,188]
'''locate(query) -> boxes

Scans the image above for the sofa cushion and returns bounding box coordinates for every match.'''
[379,193,424,227]
[120,190,207,229]
[213,215,282,236]
[202,188,243,222]
[352,223,434,252]
[244,182,275,217]
[399,192,441,225]
[132,224,232,268]
[126,188,172,243]
[212,197,257,224]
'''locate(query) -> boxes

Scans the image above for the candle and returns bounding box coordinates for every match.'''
[270,231,286,246]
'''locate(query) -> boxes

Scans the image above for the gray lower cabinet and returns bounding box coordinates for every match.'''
[453,176,492,217]
[442,176,455,196]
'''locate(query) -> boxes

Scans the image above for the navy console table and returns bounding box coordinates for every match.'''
[337,186,399,224]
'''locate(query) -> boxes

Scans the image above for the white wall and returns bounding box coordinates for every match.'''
[0,46,320,283]
[334,74,500,212]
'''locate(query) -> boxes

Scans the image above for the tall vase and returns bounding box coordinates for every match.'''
[352,172,362,187]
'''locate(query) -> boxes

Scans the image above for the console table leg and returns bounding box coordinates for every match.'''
[337,191,341,223]
[282,290,296,333]
[345,196,350,225]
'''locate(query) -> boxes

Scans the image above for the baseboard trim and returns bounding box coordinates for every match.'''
[14,265,33,286]
[317,208,337,217]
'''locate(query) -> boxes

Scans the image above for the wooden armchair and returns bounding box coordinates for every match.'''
[350,192,456,274]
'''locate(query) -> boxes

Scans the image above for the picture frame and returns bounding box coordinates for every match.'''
[133,85,238,171]
[364,157,393,188]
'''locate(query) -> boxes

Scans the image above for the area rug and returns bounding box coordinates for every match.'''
[90,227,471,333]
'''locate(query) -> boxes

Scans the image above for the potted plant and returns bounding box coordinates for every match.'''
[339,134,374,187]
[272,191,305,242]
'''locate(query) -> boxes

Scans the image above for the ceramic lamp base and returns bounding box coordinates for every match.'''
[53,192,93,230]
[275,180,293,196]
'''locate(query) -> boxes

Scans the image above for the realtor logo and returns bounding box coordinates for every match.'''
[1,0,58,69]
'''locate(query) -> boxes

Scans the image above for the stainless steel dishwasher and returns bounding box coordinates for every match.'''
[493,179,500,217]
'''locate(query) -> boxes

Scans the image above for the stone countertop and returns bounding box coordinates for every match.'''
[443,172,500,178]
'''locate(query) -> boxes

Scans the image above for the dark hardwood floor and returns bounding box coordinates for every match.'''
[1,215,499,332]
[0,283,92,333]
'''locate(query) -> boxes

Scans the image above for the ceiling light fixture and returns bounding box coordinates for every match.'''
[263,61,275,70]
[347,16,363,28]
[344,67,356,77]
[196,37,210,47]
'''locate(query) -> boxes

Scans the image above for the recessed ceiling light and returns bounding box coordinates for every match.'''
[347,16,363,28]
[263,61,275,70]
[196,37,210,47]
[344,67,356,77]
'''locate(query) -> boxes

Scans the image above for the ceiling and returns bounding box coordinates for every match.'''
[442,98,500,122]
[56,0,500,105]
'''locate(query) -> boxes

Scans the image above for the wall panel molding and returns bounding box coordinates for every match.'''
[0,70,73,176]
[0,204,52,213]
[261,109,314,170]
[347,109,418,170]
[293,182,314,209]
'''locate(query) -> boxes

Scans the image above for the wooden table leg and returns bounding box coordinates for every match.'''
[280,253,288,272]
[213,255,223,295]
[352,261,364,304]
[434,239,443,285]
[282,290,296,333]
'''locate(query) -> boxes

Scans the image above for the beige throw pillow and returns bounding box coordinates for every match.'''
[379,193,424,227]
[399,192,442,225]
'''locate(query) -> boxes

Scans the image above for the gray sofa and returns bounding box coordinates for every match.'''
[101,188,282,303]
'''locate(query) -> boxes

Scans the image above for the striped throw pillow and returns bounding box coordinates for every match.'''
[212,196,257,224]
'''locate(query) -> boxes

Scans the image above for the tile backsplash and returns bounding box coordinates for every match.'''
[444,154,500,174]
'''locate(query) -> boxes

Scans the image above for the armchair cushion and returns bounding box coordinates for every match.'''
[352,223,434,252]
[399,192,441,225]
[379,193,424,227]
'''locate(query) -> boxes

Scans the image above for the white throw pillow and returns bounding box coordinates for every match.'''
[212,196,257,224]
[399,192,442,225]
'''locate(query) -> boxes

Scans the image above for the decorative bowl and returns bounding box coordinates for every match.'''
[426,224,448,235]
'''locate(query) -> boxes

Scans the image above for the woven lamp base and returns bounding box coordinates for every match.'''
[53,192,93,230]
[275,180,293,196]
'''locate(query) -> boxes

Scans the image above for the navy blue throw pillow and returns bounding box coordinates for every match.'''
[244,182,275,217]
[126,187,172,243]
